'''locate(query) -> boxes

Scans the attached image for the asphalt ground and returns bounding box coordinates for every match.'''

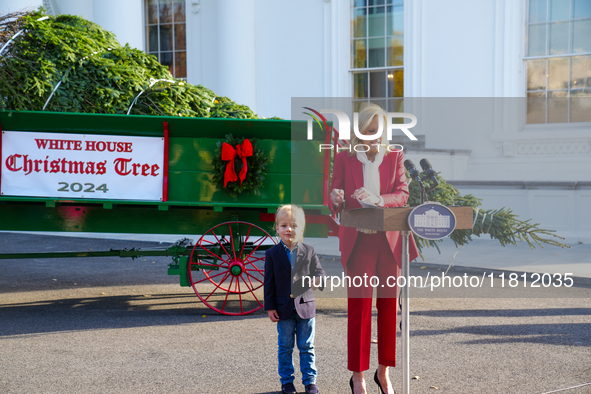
[1,233,590,394]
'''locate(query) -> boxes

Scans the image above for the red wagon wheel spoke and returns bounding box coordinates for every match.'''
[236,277,243,314]
[192,242,230,262]
[188,221,276,316]
[241,274,262,307]
[245,264,265,277]
[243,257,265,272]
[210,229,233,261]
[244,256,265,263]
[242,235,270,262]
[221,277,234,312]
[244,271,264,284]
[238,226,252,261]
[191,259,228,269]
[191,270,227,285]
[204,273,231,302]
[200,252,230,265]
[228,223,237,260]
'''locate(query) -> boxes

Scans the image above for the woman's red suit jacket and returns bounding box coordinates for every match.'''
[330,150,419,271]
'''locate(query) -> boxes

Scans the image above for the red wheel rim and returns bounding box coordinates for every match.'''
[188,221,275,315]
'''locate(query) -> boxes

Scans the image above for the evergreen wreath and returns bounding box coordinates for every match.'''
[212,134,267,196]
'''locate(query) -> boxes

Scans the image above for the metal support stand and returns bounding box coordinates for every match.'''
[401,231,410,394]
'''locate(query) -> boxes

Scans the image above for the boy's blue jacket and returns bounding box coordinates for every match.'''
[264,242,326,320]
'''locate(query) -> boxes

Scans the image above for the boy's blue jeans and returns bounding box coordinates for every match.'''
[277,309,317,385]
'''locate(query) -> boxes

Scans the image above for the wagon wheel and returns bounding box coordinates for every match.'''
[188,221,276,315]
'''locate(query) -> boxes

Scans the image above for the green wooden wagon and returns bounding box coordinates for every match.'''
[0,110,337,315]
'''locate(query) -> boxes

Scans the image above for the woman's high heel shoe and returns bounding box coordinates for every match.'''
[374,370,395,394]
[350,376,368,394]
[374,371,385,394]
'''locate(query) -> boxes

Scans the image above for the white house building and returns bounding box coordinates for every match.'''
[414,209,451,228]
[1,0,590,242]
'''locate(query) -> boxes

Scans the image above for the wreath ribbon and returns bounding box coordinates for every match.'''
[221,139,253,187]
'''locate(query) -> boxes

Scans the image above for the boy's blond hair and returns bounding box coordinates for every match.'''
[275,204,306,244]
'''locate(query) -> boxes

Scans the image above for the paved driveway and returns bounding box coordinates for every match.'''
[1,233,590,394]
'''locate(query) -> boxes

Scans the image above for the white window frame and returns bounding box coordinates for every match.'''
[144,0,187,80]
[524,0,591,124]
[350,1,404,111]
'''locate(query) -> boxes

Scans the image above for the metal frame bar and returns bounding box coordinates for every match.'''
[0,242,270,261]
[0,246,191,260]
[163,121,169,202]
[401,231,410,394]
[0,121,2,195]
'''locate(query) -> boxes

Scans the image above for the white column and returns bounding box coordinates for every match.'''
[53,0,94,20]
[325,0,351,97]
[93,0,143,50]
[502,0,526,98]
[215,0,256,111]
[185,0,202,84]
[404,0,423,97]
[493,0,526,98]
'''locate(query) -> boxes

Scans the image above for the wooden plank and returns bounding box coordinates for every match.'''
[452,206,473,230]
[342,206,473,232]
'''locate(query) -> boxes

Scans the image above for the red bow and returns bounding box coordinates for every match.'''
[221,139,253,187]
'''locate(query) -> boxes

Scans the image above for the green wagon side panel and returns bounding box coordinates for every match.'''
[167,138,293,173]
[291,140,327,175]
[167,139,325,175]
[0,203,271,234]
[290,174,325,206]
[0,202,327,237]
[0,110,294,139]
[167,172,291,204]
[0,111,330,235]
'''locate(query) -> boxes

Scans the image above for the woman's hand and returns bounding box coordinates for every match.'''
[267,310,280,322]
[330,188,345,205]
[353,187,381,206]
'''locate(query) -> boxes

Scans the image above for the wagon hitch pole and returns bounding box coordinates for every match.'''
[0,245,193,260]
[0,238,220,270]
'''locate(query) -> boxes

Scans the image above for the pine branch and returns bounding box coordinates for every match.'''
[1,11,275,120]
[408,172,570,254]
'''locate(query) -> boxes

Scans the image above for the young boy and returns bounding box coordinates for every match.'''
[264,204,326,394]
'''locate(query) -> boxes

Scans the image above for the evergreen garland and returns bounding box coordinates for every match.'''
[407,171,570,254]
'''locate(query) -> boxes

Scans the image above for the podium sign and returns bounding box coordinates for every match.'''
[408,203,456,240]
[341,206,472,232]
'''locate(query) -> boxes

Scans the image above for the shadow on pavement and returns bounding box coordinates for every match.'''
[410,307,591,347]
[0,292,269,337]
[412,308,591,318]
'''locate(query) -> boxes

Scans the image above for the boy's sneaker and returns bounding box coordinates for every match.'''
[281,382,297,394]
[305,383,319,394]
